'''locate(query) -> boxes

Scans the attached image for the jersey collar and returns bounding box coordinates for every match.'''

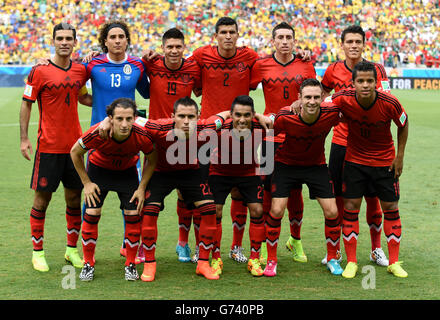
[106,53,128,64]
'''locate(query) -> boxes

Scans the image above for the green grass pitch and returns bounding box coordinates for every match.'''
[0,87,439,300]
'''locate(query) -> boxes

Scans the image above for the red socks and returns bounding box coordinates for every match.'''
[177,199,192,247]
[325,217,341,261]
[66,206,81,248]
[197,203,217,261]
[124,214,141,266]
[249,216,265,260]
[287,189,303,240]
[365,196,383,250]
[30,207,46,251]
[383,209,401,265]
[141,204,160,263]
[230,198,247,249]
[342,208,359,263]
[212,217,222,259]
[81,213,101,266]
[265,212,282,263]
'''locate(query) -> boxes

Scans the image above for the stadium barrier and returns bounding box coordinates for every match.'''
[2,66,439,89]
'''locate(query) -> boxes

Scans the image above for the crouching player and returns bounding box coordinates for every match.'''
[208,95,267,277]
[70,98,158,281]
[265,78,343,277]
[138,97,232,281]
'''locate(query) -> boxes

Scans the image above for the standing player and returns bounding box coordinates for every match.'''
[321,25,390,266]
[190,17,260,263]
[141,28,202,263]
[20,23,90,272]
[138,97,230,281]
[208,95,266,277]
[83,20,150,259]
[330,62,409,278]
[265,78,343,277]
[70,98,157,281]
[250,22,316,264]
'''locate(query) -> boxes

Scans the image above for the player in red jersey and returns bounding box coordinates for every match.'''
[142,28,201,120]
[141,28,202,264]
[264,78,344,277]
[208,95,266,277]
[188,17,261,263]
[20,23,91,272]
[70,98,157,281]
[330,61,409,278]
[250,22,317,264]
[321,25,390,266]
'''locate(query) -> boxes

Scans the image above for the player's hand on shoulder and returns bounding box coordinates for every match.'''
[95,117,112,139]
[34,58,50,66]
[142,49,159,61]
[254,113,273,130]
[289,100,302,115]
[82,51,100,63]
[296,49,311,61]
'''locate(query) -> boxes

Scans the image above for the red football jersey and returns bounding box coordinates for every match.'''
[321,60,389,146]
[191,45,258,119]
[273,104,340,166]
[250,54,316,143]
[331,89,408,167]
[79,122,154,170]
[143,57,201,120]
[209,119,265,177]
[144,115,225,172]
[23,61,88,153]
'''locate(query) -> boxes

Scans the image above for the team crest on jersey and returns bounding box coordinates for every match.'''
[181,74,191,84]
[236,62,246,72]
[215,119,222,129]
[123,64,132,75]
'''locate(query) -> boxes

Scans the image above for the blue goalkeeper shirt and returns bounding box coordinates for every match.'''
[84,53,150,125]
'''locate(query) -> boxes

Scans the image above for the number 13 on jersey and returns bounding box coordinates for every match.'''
[111,73,121,87]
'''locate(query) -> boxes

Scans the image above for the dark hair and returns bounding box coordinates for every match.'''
[272,22,295,39]
[299,78,323,94]
[98,20,131,53]
[106,98,137,116]
[352,61,377,81]
[53,22,76,40]
[162,27,185,44]
[215,17,238,33]
[341,25,365,43]
[231,95,255,113]
[173,96,199,114]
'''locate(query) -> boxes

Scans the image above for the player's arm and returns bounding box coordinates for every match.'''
[130,149,158,214]
[19,99,33,161]
[78,85,93,107]
[70,141,101,207]
[390,121,409,178]
[254,113,273,130]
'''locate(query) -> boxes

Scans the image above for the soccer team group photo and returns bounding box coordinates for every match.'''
[4,0,440,302]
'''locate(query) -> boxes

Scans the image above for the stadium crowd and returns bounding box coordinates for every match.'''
[1,0,440,67]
